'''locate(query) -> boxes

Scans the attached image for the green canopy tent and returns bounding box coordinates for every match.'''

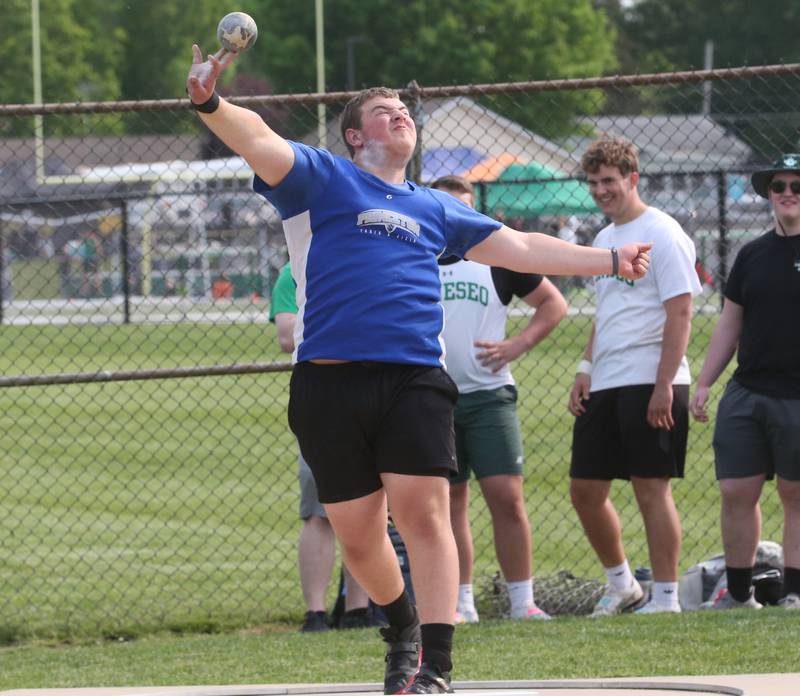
[482,162,597,218]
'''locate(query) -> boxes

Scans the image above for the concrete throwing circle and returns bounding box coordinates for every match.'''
[95,680,745,696]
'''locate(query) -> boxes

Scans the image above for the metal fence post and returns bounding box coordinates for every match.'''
[477,181,487,215]
[406,80,423,184]
[0,221,4,326]
[716,170,729,304]
[120,199,131,324]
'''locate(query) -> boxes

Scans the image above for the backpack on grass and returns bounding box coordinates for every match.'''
[678,540,783,610]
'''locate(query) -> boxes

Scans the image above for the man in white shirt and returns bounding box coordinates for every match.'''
[567,137,701,615]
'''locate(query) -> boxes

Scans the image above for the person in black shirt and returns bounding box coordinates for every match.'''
[690,154,800,610]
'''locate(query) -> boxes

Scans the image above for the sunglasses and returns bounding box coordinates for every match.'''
[769,180,800,194]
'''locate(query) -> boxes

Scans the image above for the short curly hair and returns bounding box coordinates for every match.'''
[581,137,640,177]
[340,87,401,157]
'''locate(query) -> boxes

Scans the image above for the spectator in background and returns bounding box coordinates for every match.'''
[269,262,375,631]
[78,229,101,298]
[432,175,567,622]
[690,154,800,610]
[1,245,13,302]
[57,243,73,299]
[568,137,701,616]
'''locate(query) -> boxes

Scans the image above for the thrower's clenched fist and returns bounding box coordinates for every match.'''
[617,242,652,280]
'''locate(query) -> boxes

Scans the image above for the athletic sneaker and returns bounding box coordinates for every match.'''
[300,610,331,632]
[401,664,454,694]
[454,607,479,624]
[511,601,552,620]
[778,593,800,610]
[380,612,421,694]
[339,607,383,629]
[634,600,681,614]
[700,587,762,610]
[591,580,644,617]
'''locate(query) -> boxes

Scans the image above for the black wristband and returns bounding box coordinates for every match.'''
[610,247,619,276]
[191,91,220,114]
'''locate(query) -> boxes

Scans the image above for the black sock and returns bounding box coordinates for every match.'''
[726,566,753,602]
[420,623,454,675]
[378,589,416,629]
[783,566,800,596]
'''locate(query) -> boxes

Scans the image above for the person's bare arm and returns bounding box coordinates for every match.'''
[475,278,567,372]
[647,293,693,430]
[568,324,595,416]
[689,299,743,422]
[465,226,651,280]
[186,46,294,187]
[274,312,296,353]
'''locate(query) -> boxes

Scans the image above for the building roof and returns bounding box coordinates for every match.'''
[301,96,581,181]
[570,114,753,172]
[0,134,202,173]
[0,135,204,202]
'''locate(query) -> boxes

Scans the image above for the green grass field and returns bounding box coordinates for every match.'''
[2,610,800,690]
[0,311,786,649]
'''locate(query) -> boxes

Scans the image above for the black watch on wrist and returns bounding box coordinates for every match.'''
[610,247,619,276]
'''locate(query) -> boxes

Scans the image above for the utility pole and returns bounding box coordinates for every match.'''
[702,39,714,116]
[315,0,326,148]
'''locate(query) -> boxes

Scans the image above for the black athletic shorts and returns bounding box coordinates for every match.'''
[288,361,459,504]
[570,384,689,480]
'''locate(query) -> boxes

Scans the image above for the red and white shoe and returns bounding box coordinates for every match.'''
[511,601,552,620]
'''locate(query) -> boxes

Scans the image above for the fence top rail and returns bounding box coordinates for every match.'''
[0,362,293,389]
[1,63,799,117]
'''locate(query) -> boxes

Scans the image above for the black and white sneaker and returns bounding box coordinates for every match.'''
[380,613,421,694]
[401,664,454,694]
[339,607,384,629]
[300,610,330,633]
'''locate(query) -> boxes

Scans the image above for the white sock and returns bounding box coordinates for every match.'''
[652,581,679,607]
[506,579,534,616]
[457,583,476,612]
[605,561,635,591]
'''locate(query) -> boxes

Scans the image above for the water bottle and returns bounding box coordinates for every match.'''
[634,566,653,602]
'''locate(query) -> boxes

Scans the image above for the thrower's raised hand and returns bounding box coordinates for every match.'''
[187,44,235,104]
[617,242,652,281]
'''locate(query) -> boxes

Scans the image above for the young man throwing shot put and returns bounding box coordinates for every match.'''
[187,44,651,693]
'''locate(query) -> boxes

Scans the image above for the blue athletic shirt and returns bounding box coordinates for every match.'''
[254,141,501,366]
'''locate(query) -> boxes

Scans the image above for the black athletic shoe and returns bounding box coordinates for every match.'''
[300,610,331,633]
[339,607,384,630]
[380,613,421,694]
[401,664,454,694]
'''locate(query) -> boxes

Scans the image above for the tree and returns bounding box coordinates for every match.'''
[0,0,618,141]
[242,0,616,139]
[622,0,800,71]
[0,0,123,135]
[615,0,800,156]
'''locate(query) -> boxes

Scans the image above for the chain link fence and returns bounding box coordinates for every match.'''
[1,64,798,641]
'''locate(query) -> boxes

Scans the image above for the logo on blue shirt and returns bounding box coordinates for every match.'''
[357,209,421,238]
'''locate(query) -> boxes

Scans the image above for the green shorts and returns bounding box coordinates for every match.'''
[452,385,524,484]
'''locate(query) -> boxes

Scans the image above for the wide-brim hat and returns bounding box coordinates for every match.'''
[751,153,800,199]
